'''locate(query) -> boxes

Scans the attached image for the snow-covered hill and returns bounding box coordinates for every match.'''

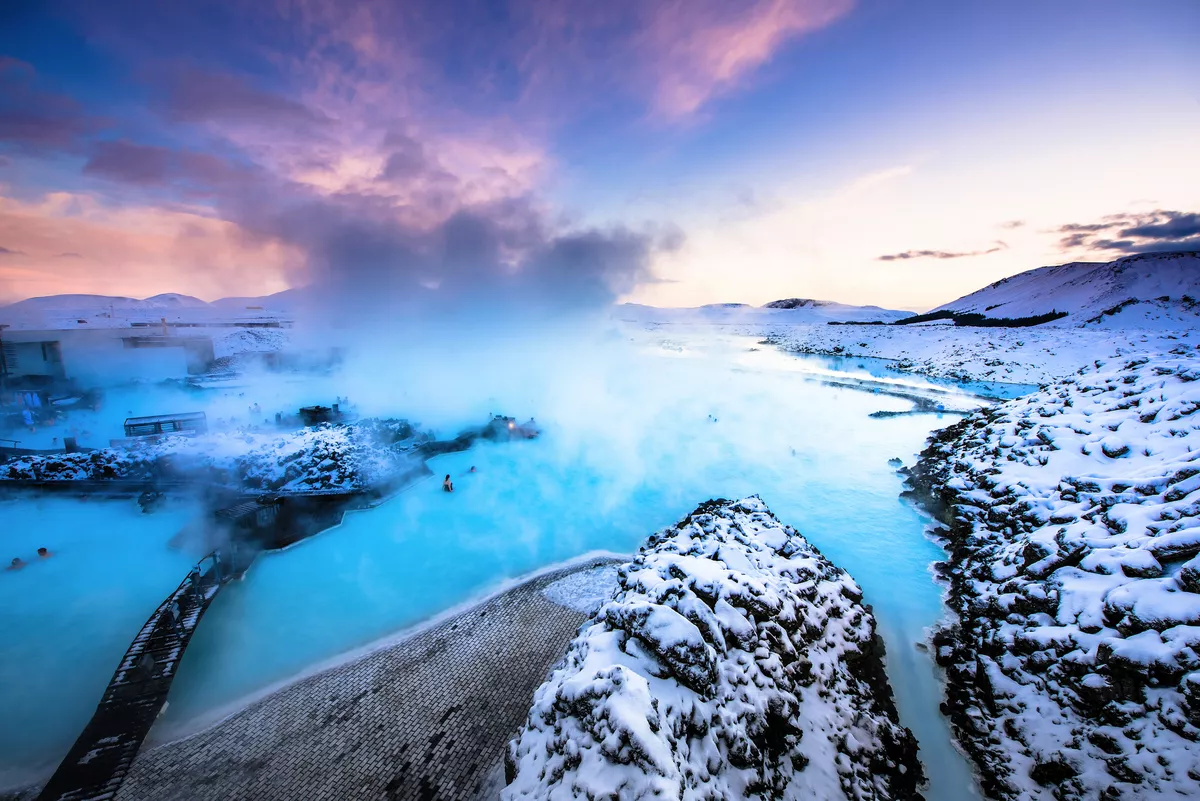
[0,291,294,331]
[209,287,308,312]
[616,298,910,325]
[934,251,1200,329]
[1,293,209,313]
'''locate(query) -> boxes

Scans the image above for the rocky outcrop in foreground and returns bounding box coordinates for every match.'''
[504,496,923,800]
[905,350,1200,799]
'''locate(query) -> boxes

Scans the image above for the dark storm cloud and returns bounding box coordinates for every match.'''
[1055,210,1200,254]
[877,241,1007,262]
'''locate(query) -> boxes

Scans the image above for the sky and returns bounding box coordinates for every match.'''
[0,0,1197,311]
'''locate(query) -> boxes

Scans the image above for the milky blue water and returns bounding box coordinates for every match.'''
[0,335,999,798]
[0,497,198,788]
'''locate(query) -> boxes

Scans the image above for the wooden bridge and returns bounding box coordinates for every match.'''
[34,550,239,801]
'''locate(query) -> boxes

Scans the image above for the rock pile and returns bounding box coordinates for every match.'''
[504,496,922,800]
[905,350,1200,798]
[2,418,423,492]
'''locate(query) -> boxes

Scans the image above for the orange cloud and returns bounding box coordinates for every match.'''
[0,192,300,303]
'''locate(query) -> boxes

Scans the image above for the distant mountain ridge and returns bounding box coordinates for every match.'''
[0,289,297,330]
[616,298,911,324]
[2,292,209,312]
[763,298,832,309]
[9,251,1197,331]
[933,251,1200,328]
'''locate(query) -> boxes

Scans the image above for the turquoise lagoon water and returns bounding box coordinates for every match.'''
[0,335,1022,798]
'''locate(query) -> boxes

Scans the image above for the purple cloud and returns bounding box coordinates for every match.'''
[84,140,172,185]
[0,57,103,153]
[878,241,1007,262]
[160,69,330,128]
[1056,210,1200,254]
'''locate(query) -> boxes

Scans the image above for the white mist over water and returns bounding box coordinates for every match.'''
[179,332,980,799]
[0,328,991,799]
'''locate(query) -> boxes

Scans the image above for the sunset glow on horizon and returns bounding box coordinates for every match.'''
[1,0,1197,310]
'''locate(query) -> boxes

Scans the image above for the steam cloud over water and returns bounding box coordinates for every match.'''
[244,187,683,428]
[275,197,679,328]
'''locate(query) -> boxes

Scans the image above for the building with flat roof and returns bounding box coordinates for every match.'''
[0,327,214,387]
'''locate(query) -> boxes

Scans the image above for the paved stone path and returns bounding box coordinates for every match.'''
[114,559,620,801]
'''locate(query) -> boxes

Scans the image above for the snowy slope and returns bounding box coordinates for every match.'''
[933,251,1200,328]
[905,351,1200,799]
[504,496,922,801]
[761,323,1194,386]
[1,293,209,314]
[210,287,308,312]
[616,298,910,325]
[0,292,293,333]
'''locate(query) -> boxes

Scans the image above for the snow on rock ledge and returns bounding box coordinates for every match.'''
[905,349,1200,799]
[1,418,421,492]
[504,496,923,800]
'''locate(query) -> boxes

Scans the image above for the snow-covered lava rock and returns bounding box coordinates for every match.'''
[504,496,923,800]
[761,324,1195,388]
[1,418,422,492]
[905,348,1200,799]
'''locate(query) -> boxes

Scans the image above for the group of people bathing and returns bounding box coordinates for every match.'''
[7,547,52,571]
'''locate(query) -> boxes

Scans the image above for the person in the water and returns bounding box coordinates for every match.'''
[37,547,52,559]
[7,557,24,571]
[443,474,453,492]
[468,466,476,473]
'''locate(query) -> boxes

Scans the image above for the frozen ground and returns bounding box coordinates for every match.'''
[0,497,199,788]
[906,349,1200,798]
[761,324,1195,387]
[624,310,1196,387]
[506,496,922,800]
[541,564,621,614]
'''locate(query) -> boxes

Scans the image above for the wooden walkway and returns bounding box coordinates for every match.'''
[34,553,231,801]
